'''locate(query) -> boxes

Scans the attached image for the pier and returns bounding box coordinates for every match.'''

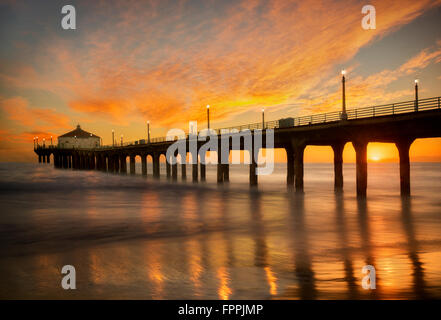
[34,96,441,197]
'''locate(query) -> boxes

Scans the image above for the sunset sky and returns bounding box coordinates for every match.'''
[0,0,440,162]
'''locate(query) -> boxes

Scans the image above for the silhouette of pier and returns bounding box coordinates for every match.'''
[34,96,441,197]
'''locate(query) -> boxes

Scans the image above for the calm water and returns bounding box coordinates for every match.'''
[1,162,441,299]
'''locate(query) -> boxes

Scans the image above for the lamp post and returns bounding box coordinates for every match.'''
[147,121,150,143]
[36,137,38,147]
[206,105,210,129]
[112,129,115,147]
[341,70,348,120]
[121,134,123,146]
[33,137,36,149]
[262,108,265,129]
[43,138,46,148]
[414,79,419,111]
[50,136,53,146]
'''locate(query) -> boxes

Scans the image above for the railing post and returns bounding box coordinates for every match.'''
[392,104,394,115]
[373,106,375,117]
[438,97,440,109]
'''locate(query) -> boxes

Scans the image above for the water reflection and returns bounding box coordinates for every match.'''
[1,163,441,299]
[288,193,317,299]
[355,198,379,299]
[335,193,358,298]
[400,197,429,299]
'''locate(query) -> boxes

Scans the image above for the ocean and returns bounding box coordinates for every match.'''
[1,162,441,299]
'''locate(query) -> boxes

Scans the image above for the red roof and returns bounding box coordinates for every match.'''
[58,125,100,139]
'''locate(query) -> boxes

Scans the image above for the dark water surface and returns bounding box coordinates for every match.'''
[1,162,441,299]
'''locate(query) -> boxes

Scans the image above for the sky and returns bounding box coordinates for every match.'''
[0,0,441,162]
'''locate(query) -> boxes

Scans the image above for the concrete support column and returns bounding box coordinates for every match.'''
[102,156,107,171]
[97,156,102,171]
[200,163,206,181]
[108,156,113,173]
[141,155,147,176]
[130,155,136,175]
[249,159,258,186]
[332,142,345,192]
[120,156,126,174]
[293,144,305,192]
[109,155,113,173]
[181,163,187,181]
[63,154,68,168]
[223,163,229,182]
[166,158,171,179]
[43,155,46,163]
[172,162,178,181]
[286,146,294,185]
[38,155,42,163]
[47,154,51,164]
[192,162,198,182]
[249,145,258,186]
[68,155,71,169]
[153,153,160,178]
[217,151,224,184]
[396,139,414,197]
[353,140,368,197]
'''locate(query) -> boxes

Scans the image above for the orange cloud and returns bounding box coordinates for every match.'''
[2,0,439,129]
[0,96,71,131]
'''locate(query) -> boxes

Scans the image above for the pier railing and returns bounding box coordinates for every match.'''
[57,96,441,150]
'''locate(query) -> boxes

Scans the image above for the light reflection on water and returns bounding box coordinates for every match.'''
[0,162,441,299]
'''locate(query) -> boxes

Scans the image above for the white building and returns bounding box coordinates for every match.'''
[58,124,101,149]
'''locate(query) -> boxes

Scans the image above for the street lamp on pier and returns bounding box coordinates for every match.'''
[414,79,419,111]
[341,70,348,120]
[147,121,150,143]
[206,105,210,130]
[50,136,53,146]
[112,129,115,147]
[262,108,265,129]
[43,138,46,148]
[121,134,123,146]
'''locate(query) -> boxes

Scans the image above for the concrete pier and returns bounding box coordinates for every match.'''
[33,95,441,198]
